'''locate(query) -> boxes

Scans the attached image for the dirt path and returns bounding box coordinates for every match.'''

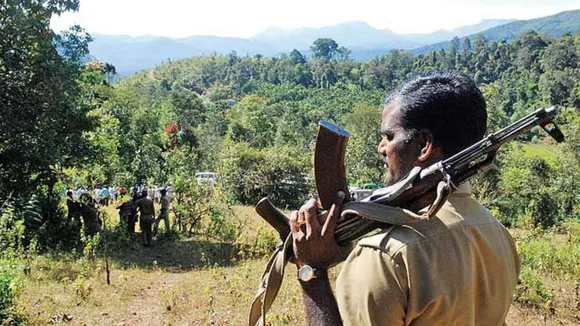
[120,271,182,326]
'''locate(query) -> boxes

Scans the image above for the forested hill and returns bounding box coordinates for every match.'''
[93,30,579,209]
[416,9,580,53]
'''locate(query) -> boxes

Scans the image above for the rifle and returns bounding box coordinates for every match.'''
[255,106,565,245]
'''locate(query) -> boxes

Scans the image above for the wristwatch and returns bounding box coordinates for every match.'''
[298,264,320,282]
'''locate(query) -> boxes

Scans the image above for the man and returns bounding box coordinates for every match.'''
[66,190,80,228]
[109,186,117,202]
[135,189,155,246]
[116,193,136,234]
[153,187,170,236]
[119,186,127,197]
[290,72,520,325]
[166,184,174,202]
[100,186,110,206]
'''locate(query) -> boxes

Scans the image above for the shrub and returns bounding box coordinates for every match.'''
[0,269,15,319]
[518,227,580,278]
[220,142,310,208]
[206,205,240,242]
[0,265,23,323]
[515,266,554,313]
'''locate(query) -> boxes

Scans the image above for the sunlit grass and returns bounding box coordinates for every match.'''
[9,207,580,325]
[521,143,561,166]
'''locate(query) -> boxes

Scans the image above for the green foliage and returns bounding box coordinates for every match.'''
[205,205,239,242]
[220,142,310,208]
[0,208,26,257]
[73,274,92,301]
[236,227,280,259]
[2,3,580,259]
[518,225,580,278]
[512,220,580,315]
[311,38,339,60]
[515,266,554,313]
[494,137,578,229]
[80,231,101,261]
[0,268,17,322]
[344,104,383,184]
[0,1,94,199]
[0,257,25,324]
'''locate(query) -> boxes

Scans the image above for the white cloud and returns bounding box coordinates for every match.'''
[50,0,579,38]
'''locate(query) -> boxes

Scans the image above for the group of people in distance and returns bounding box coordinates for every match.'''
[116,187,171,246]
[65,184,172,246]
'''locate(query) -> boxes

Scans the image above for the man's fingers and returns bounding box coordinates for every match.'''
[302,206,321,240]
[290,210,301,233]
[321,191,345,237]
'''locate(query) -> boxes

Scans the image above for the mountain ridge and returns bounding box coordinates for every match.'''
[415,9,580,53]
[86,10,579,76]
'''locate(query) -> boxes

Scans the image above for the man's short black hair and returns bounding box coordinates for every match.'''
[385,71,487,157]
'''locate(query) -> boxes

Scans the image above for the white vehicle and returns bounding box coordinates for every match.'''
[195,172,218,188]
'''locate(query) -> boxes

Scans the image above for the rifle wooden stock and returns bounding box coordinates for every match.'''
[314,121,351,209]
[254,120,349,242]
[255,197,290,241]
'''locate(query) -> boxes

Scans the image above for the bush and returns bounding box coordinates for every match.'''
[236,227,279,259]
[220,142,310,208]
[0,197,42,256]
[206,205,240,242]
[515,266,554,313]
[0,264,23,324]
[0,269,15,320]
[497,147,570,229]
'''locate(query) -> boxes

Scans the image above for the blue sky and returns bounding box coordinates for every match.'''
[50,0,580,38]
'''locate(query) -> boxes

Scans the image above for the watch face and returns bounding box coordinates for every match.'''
[299,265,315,281]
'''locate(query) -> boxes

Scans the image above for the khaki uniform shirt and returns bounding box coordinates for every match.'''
[136,197,155,220]
[160,196,169,216]
[336,184,520,326]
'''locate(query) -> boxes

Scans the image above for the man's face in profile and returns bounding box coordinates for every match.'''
[378,102,421,186]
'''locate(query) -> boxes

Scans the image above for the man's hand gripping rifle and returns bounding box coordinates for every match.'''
[256,106,565,247]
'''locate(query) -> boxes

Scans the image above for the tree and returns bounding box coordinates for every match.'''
[514,30,548,71]
[336,46,352,61]
[344,104,382,184]
[0,0,104,247]
[289,49,307,65]
[448,37,460,69]
[462,38,472,58]
[0,0,93,200]
[311,38,339,60]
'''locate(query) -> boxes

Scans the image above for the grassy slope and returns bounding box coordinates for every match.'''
[521,142,561,166]
[13,205,580,325]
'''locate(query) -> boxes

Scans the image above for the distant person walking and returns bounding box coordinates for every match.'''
[117,194,136,234]
[135,189,155,246]
[100,187,110,206]
[153,188,170,236]
[66,190,80,229]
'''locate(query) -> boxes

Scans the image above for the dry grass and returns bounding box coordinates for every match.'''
[12,205,580,325]
[16,250,311,325]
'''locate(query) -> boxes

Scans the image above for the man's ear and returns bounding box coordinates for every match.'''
[417,129,435,162]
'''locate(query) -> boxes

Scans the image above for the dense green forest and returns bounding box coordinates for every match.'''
[1,1,579,323]
[2,0,580,246]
